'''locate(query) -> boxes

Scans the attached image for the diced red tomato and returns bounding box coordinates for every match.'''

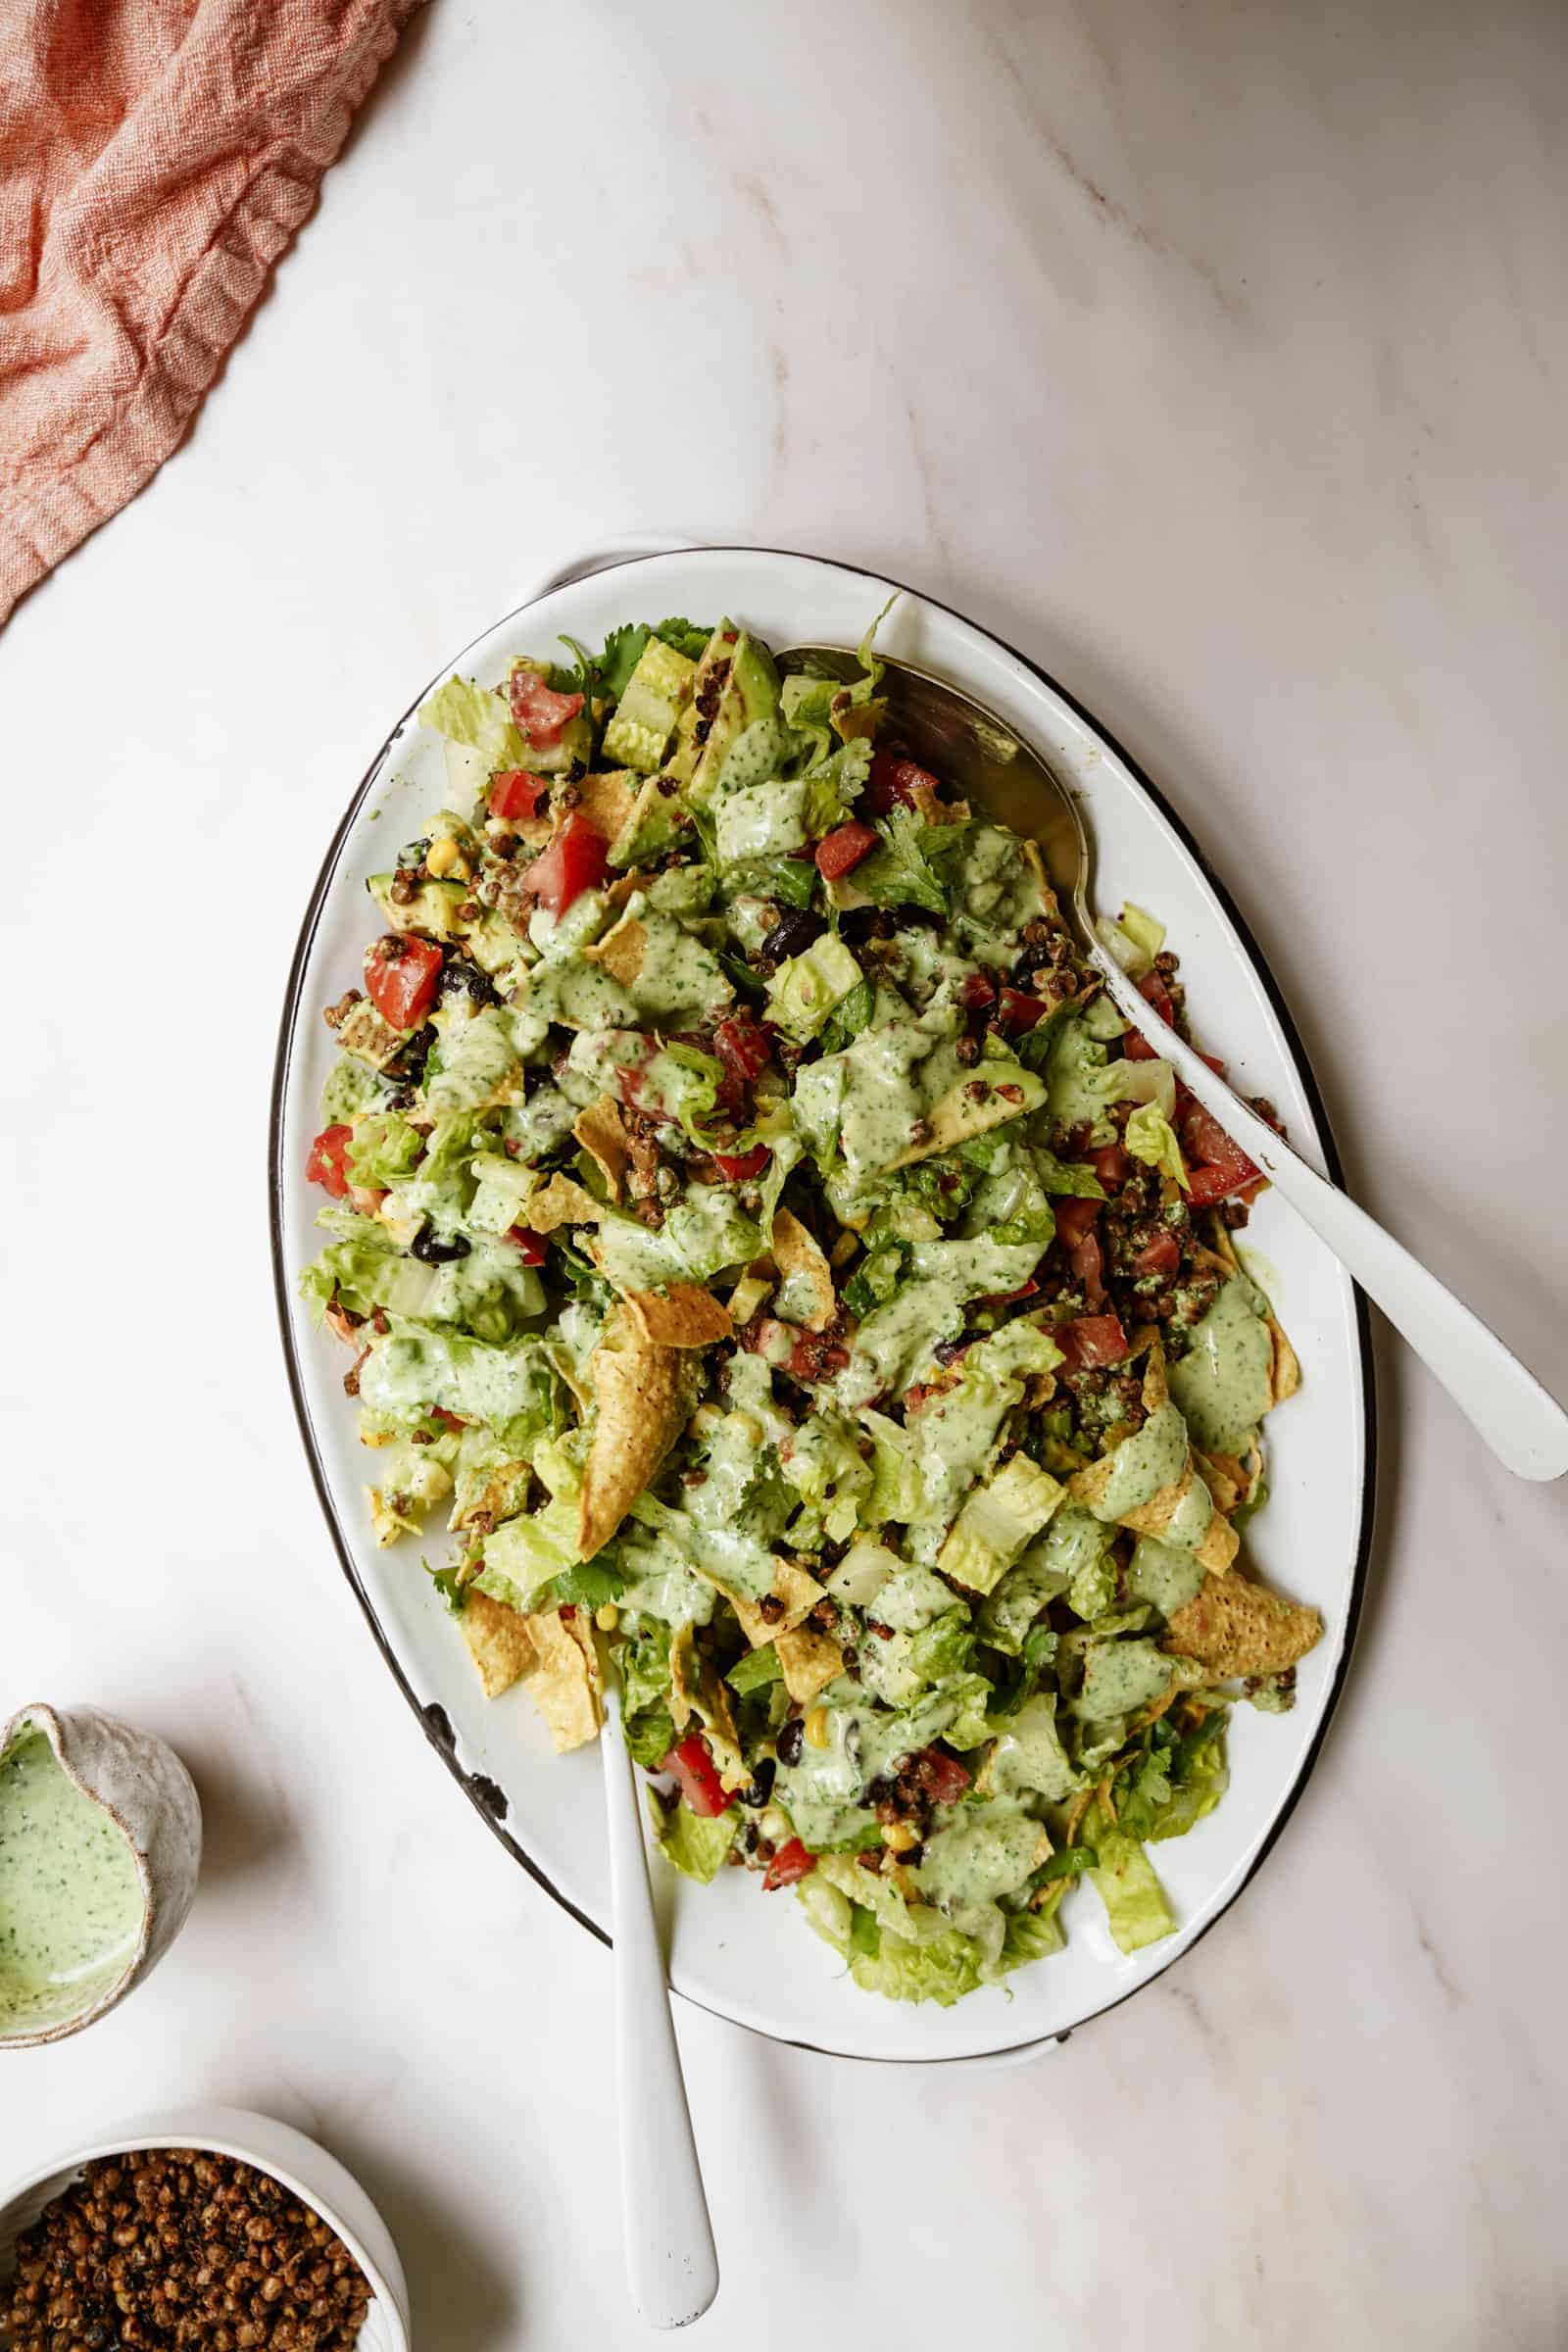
[867,752,942,814]
[506,1225,547,1264]
[306,1125,354,1199]
[912,1747,971,1806]
[1091,1144,1128,1192]
[714,1011,773,1084]
[661,1734,731,1820]
[1071,1229,1106,1307]
[507,670,583,748]
[998,986,1046,1033]
[1125,971,1174,1059]
[814,821,879,879]
[364,933,443,1031]
[1054,1197,1102,1250]
[490,767,548,822]
[520,811,608,917]
[1133,1229,1181,1281]
[762,1837,816,1890]
[1058,1313,1130,1369]
[1179,1101,1259,1200]
[1185,1163,1254,1207]
[959,971,997,1009]
[430,1406,466,1430]
[712,1144,770,1182]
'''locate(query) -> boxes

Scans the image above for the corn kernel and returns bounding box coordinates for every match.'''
[594,1602,619,1633]
[882,1820,919,1853]
[427,835,472,881]
[805,1705,831,1749]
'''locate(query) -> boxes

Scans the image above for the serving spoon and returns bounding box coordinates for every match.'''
[779,644,1568,1483]
[600,1671,720,2329]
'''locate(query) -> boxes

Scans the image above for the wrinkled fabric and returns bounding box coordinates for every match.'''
[0,0,424,623]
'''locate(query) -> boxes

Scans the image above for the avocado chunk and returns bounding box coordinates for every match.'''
[602,637,697,773]
[663,623,781,801]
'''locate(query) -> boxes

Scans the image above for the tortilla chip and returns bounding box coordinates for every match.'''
[460,1589,536,1698]
[1118,1460,1240,1573]
[574,768,638,846]
[1141,1339,1170,1415]
[1194,1450,1242,1516]
[668,1625,751,1788]
[775,1628,845,1706]
[886,1066,1047,1169]
[572,1096,629,1202]
[722,1558,824,1644]
[578,1308,701,1559]
[625,1283,733,1348]
[1268,1315,1300,1408]
[581,910,649,991]
[517,1606,603,1749]
[770,1208,836,1333]
[525,1173,603,1234]
[1160,1569,1323,1680]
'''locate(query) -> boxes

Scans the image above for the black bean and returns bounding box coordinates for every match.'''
[740,1758,776,1808]
[776,1716,805,1768]
[412,1224,471,1264]
[766,906,824,960]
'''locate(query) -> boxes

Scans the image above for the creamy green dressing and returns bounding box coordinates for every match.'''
[1167,1278,1274,1455]
[986,1693,1079,1801]
[1086,1401,1190,1520]
[774,1688,958,1846]
[1074,1637,1174,1722]
[1128,1533,1208,1616]
[912,1797,1044,1909]
[0,1734,142,2033]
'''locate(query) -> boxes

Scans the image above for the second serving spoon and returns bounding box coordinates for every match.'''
[779,644,1568,1484]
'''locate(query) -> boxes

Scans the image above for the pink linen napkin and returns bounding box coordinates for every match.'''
[0,0,424,625]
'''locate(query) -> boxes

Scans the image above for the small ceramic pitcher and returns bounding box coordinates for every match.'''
[0,1703,202,2049]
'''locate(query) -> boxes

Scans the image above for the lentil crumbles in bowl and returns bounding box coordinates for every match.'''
[0,2112,410,2352]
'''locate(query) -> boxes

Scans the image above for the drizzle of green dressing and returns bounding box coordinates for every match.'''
[1087,1401,1190,1520]
[1167,1277,1275,1455]
[0,1733,143,2034]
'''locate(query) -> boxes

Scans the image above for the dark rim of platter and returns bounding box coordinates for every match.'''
[269,544,1376,2068]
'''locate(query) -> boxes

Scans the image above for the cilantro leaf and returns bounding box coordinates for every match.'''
[818,976,874,1054]
[425,1558,469,1615]
[851,808,950,916]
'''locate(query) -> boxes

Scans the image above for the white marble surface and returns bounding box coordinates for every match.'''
[4,1,1566,2343]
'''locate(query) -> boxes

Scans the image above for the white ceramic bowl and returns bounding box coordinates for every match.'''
[0,2107,411,2351]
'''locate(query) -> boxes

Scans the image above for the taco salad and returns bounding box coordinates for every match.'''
[298,613,1323,2006]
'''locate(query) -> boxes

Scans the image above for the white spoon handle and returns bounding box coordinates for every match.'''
[600,1682,719,2329]
[1091,946,1568,1483]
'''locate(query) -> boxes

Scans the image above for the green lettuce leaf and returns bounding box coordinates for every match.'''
[648,1788,738,1884]
[1088,1832,1177,1953]
[1124,1102,1189,1189]
[851,808,950,916]
[418,675,529,773]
